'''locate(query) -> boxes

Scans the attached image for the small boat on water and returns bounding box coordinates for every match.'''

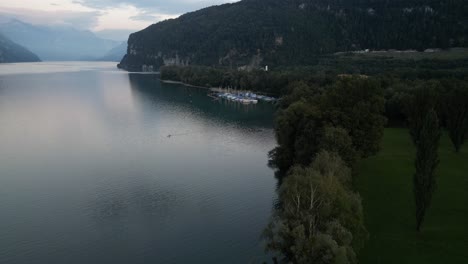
[240,98,258,104]
[256,95,276,102]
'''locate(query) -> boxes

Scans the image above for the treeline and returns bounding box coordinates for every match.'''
[160,65,332,95]
[263,75,468,262]
[383,78,468,126]
[312,54,468,80]
[160,51,468,95]
[402,83,468,231]
[161,61,468,127]
[263,76,386,263]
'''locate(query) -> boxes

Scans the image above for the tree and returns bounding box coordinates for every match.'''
[443,86,468,152]
[278,81,320,109]
[263,151,367,263]
[270,76,386,172]
[322,77,387,158]
[269,100,323,172]
[413,109,441,231]
[403,84,439,145]
[318,126,358,167]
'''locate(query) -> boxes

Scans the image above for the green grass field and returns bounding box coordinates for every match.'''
[340,48,468,61]
[357,128,468,263]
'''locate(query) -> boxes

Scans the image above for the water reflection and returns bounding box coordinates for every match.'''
[0,62,276,264]
[128,74,275,129]
[89,176,182,223]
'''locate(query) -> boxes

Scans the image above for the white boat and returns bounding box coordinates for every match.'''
[240,98,258,104]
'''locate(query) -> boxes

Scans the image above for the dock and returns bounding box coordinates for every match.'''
[209,89,277,104]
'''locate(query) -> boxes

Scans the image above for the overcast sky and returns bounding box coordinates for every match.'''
[0,0,236,40]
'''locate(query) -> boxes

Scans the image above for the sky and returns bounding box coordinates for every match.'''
[0,0,236,40]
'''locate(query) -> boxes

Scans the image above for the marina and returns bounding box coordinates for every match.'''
[210,91,277,104]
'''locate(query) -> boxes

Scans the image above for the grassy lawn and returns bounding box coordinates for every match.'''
[346,48,468,61]
[357,128,468,263]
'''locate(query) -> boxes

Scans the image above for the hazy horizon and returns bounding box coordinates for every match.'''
[0,0,237,40]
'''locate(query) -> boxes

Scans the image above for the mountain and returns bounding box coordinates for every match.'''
[0,33,40,63]
[98,42,127,62]
[0,19,120,61]
[118,0,468,71]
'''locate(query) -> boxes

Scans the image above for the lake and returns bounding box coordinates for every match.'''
[0,62,277,264]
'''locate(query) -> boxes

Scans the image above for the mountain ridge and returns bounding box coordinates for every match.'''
[118,0,468,71]
[0,33,41,63]
[0,19,120,61]
[97,41,127,62]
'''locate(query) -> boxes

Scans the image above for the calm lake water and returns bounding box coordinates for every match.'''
[0,62,277,264]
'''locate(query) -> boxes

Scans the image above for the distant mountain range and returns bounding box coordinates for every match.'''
[0,33,40,63]
[118,0,468,71]
[98,42,127,62]
[0,19,126,61]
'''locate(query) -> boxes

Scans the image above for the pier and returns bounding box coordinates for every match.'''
[209,88,277,104]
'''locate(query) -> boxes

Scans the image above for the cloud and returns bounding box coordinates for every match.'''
[91,4,176,32]
[0,0,238,39]
[73,0,236,15]
[0,7,100,29]
[94,29,135,41]
[128,9,177,22]
[129,13,157,21]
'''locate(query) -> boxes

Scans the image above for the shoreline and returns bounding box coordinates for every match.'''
[160,79,278,96]
[160,79,210,90]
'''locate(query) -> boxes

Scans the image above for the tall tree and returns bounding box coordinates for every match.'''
[404,84,439,145]
[322,77,387,158]
[413,109,441,231]
[263,151,367,263]
[318,126,358,167]
[268,100,323,171]
[443,86,468,152]
[270,76,386,172]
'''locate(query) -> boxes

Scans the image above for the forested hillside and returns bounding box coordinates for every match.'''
[119,0,468,71]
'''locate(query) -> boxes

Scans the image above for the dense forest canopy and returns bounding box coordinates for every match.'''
[262,73,468,262]
[119,0,468,71]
